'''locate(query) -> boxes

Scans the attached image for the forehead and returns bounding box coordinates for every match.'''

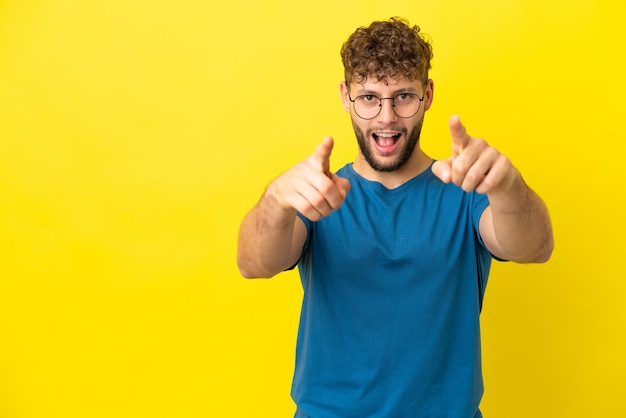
[350,76,421,94]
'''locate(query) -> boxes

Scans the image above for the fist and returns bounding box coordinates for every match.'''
[431,115,516,194]
[271,137,351,221]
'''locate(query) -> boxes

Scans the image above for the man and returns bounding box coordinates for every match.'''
[237,17,553,418]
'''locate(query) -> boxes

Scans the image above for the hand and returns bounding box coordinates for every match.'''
[431,115,516,194]
[269,136,351,221]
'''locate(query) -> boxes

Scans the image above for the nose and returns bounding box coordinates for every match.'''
[377,97,397,124]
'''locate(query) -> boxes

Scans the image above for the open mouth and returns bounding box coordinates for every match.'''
[373,132,401,145]
[372,132,402,155]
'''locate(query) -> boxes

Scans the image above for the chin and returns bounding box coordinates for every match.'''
[352,115,424,173]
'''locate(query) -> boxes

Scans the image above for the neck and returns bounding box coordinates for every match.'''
[352,148,433,189]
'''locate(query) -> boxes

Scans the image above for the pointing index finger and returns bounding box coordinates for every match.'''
[449,115,471,156]
[313,136,334,176]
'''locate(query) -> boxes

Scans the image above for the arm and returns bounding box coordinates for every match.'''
[237,192,307,279]
[237,137,351,278]
[432,116,553,263]
[479,172,553,263]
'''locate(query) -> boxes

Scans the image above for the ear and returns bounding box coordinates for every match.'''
[423,79,434,111]
[340,82,351,113]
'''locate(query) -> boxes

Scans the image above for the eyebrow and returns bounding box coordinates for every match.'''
[354,86,420,96]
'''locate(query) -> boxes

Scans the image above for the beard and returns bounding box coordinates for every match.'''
[352,117,424,173]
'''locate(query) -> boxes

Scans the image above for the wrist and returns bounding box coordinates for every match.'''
[262,180,297,221]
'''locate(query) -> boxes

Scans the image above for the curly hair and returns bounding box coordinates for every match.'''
[340,17,433,88]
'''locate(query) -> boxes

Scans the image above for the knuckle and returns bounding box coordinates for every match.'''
[318,180,335,195]
[501,156,512,170]
[465,170,481,184]
[473,137,488,148]
[481,176,497,190]
[461,182,474,193]
[309,193,326,208]
[485,146,500,160]
[305,210,322,222]
[451,160,466,175]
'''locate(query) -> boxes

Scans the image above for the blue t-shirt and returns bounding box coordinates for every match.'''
[292,163,493,418]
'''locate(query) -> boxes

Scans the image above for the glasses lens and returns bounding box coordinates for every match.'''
[353,94,421,119]
[393,93,421,118]
[353,96,380,119]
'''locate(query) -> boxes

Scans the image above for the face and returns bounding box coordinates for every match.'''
[341,77,433,173]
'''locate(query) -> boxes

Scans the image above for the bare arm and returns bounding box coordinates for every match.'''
[432,115,553,263]
[237,190,308,278]
[479,172,553,262]
[237,137,351,278]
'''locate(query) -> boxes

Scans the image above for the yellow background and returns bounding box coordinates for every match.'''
[1,0,624,417]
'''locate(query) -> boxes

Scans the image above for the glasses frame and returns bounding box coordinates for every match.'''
[348,90,426,120]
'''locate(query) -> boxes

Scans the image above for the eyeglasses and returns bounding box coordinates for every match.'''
[348,91,425,120]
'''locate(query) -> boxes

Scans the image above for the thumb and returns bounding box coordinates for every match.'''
[312,136,334,175]
[431,158,453,183]
[449,115,471,157]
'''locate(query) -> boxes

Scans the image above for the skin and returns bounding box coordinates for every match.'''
[237,76,553,278]
[339,77,434,189]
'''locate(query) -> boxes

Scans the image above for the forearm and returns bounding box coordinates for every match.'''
[237,187,300,279]
[237,137,349,278]
[486,171,554,263]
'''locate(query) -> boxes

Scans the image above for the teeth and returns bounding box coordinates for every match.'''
[377,133,398,138]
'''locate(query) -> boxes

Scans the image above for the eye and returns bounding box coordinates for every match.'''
[396,93,414,102]
[360,95,377,103]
